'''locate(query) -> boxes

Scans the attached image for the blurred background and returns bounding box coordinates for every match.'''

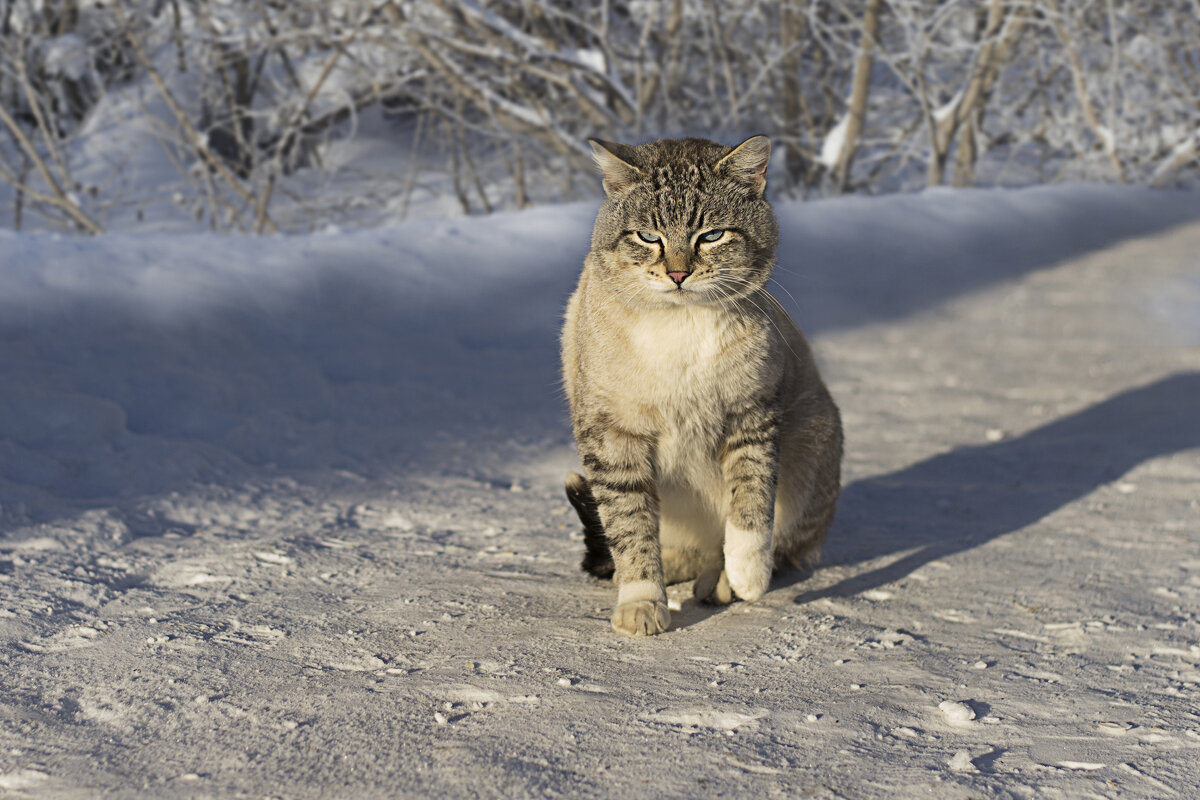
[1,0,1198,235]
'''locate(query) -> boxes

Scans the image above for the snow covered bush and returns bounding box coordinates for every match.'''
[1,0,1197,234]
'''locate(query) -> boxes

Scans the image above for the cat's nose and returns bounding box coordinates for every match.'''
[667,271,690,285]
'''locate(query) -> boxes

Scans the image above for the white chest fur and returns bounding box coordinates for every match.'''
[612,304,758,491]
[625,306,734,388]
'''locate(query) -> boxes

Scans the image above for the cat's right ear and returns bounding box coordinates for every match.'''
[589,139,643,197]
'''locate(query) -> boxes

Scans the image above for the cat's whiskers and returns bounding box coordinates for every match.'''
[766,277,804,316]
[707,273,809,367]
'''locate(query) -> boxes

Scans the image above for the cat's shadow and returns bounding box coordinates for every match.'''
[667,598,726,631]
[791,371,1200,603]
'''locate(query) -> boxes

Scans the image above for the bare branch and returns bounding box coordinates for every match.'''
[0,102,103,234]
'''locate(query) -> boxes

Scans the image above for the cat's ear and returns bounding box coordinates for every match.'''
[715,135,771,195]
[589,139,643,196]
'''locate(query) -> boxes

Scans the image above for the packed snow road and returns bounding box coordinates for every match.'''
[1,185,1198,798]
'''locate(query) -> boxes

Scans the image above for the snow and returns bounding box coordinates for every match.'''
[572,48,608,73]
[2,184,1200,797]
[932,90,965,124]
[947,749,977,772]
[938,700,977,727]
[818,113,850,170]
[40,35,89,81]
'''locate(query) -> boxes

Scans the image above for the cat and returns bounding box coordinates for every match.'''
[561,135,843,636]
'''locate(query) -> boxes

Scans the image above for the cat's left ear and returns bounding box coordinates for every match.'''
[715,135,771,195]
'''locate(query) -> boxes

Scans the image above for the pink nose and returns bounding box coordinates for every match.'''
[667,271,690,285]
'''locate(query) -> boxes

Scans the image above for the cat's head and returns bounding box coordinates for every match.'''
[586,136,779,307]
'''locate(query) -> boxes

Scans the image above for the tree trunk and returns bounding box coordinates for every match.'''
[926,0,1012,187]
[779,0,807,192]
[952,123,977,187]
[951,2,1028,187]
[832,0,882,194]
[1043,0,1127,183]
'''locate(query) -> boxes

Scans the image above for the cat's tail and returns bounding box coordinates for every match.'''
[565,471,614,579]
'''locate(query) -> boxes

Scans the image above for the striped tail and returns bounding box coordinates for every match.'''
[565,471,614,579]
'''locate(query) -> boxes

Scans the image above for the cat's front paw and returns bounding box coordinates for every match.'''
[724,524,772,601]
[725,555,771,602]
[611,601,670,636]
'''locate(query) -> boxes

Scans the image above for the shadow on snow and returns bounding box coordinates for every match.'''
[794,371,1200,603]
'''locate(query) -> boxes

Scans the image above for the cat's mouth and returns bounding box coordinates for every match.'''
[651,276,712,304]
[654,279,693,294]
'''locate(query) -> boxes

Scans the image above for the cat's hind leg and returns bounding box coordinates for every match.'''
[777,489,837,572]
[772,431,841,573]
[659,481,725,592]
[693,560,734,604]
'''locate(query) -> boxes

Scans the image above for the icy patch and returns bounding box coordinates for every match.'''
[644,707,767,731]
[438,685,507,705]
[326,652,387,672]
[0,769,50,789]
[151,561,234,590]
[253,551,294,565]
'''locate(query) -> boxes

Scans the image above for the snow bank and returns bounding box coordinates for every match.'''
[2,184,1198,517]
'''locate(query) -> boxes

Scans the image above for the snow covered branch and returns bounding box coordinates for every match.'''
[0,0,1197,232]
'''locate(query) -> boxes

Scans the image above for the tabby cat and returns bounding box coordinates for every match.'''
[561,136,842,636]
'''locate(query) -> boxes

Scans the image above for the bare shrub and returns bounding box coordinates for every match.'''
[1,0,1197,233]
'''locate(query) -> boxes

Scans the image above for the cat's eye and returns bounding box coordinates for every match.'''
[698,229,726,243]
[635,231,661,243]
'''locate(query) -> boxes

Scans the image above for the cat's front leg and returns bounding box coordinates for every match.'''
[720,403,779,601]
[577,420,668,636]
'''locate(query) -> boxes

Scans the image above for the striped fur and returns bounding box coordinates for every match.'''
[561,136,842,636]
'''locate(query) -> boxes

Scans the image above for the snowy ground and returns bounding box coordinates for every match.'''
[1,184,1199,799]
